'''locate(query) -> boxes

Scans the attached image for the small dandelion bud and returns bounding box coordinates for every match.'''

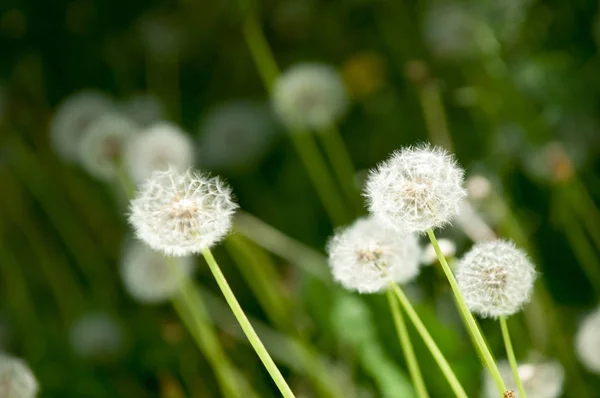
[482,360,565,398]
[327,216,421,294]
[128,168,237,256]
[575,307,600,374]
[121,240,194,302]
[0,353,38,398]
[78,113,140,180]
[364,145,466,233]
[421,238,456,265]
[50,90,114,162]
[124,122,195,185]
[272,63,348,130]
[456,240,536,318]
[69,312,124,360]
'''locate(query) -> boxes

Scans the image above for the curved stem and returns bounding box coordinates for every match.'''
[426,229,506,393]
[500,317,526,398]
[390,284,467,398]
[202,248,296,398]
[386,288,429,398]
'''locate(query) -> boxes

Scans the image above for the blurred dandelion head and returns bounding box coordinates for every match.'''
[0,354,38,398]
[119,94,166,127]
[197,100,279,172]
[121,240,194,302]
[78,113,140,180]
[466,175,493,201]
[421,238,456,265]
[327,216,421,294]
[69,313,124,360]
[456,240,536,318]
[365,145,466,233]
[50,90,114,162]
[124,122,195,185]
[272,63,348,130]
[128,168,237,256]
[575,307,600,374]
[482,359,564,398]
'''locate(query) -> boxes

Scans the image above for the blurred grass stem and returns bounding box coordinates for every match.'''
[499,317,526,398]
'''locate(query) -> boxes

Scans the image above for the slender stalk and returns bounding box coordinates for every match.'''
[386,288,429,398]
[499,317,526,398]
[201,248,296,398]
[417,81,454,151]
[426,229,506,393]
[389,284,467,398]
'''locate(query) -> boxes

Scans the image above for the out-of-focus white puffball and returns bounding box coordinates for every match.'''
[575,307,600,374]
[69,312,124,360]
[197,100,279,172]
[0,353,38,398]
[421,238,456,265]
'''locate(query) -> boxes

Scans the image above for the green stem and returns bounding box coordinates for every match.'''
[317,124,363,215]
[426,229,506,393]
[389,284,467,398]
[386,288,429,398]
[418,81,454,151]
[499,317,526,398]
[201,248,296,398]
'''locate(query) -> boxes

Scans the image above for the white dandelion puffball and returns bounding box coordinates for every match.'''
[124,122,195,185]
[272,63,348,130]
[482,360,564,398]
[456,240,536,318]
[69,313,124,359]
[78,113,140,180]
[327,216,421,294]
[119,94,166,127]
[365,145,466,233]
[121,240,194,302]
[50,91,115,162]
[0,354,38,398]
[198,100,279,172]
[421,238,456,265]
[575,307,600,374]
[128,168,238,256]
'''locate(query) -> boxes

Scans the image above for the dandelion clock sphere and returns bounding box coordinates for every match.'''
[0,354,38,398]
[456,240,536,319]
[128,167,238,256]
[575,307,600,374]
[327,216,421,294]
[365,145,466,233]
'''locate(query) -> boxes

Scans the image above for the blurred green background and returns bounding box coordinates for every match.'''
[1,0,600,397]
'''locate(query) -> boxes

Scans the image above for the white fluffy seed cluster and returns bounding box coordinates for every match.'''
[128,168,237,256]
[78,113,140,180]
[0,354,38,398]
[421,238,456,265]
[272,63,348,130]
[121,240,194,302]
[365,145,466,233]
[482,360,565,398]
[456,240,536,318]
[69,313,124,360]
[50,91,115,162]
[575,307,600,374]
[124,122,195,185]
[327,216,421,294]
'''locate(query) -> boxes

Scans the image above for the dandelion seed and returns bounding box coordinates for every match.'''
[50,90,114,162]
[124,122,195,185]
[482,360,565,398]
[128,168,237,256]
[365,144,466,233]
[69,312,124,360]
[456,240,536,319]
[78,113,140,180]
[575,306,600,374]
[272,63,348,130]
[327,216,421,294]
[0,353,38,398]
[421,238,456,265]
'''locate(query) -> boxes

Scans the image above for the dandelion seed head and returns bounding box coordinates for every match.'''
[121,240,194,301]
[69,313,124,360]
[50,90,114,162]
[327,216,421,294]
[0,354,38,398]
[124,122,195,185]
[575,307,600,374]
[78,113,140,180]
[128,168,237,256]
[365,145,466,233]
[456,240,536,318]
[421,238,456,265]
[482,360,564,398]
[272,63,348,130]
